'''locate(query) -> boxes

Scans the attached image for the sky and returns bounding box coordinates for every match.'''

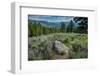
[28,15,74,22]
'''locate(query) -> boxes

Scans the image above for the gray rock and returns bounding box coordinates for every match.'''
[53,40,70,58]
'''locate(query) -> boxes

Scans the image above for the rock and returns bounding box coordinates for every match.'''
[53,40,70,58]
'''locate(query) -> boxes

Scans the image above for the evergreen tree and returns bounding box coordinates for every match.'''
[73,17,88,33]
[28,22,33,37]
[60,22,66,32]
[67,20,74,32]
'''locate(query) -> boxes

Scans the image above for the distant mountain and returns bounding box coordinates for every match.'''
[28,19,72,28]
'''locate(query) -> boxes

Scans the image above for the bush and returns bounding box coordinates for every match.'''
[28,33,88,60]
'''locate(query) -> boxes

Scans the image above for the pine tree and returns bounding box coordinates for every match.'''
[73,17,88,33]
[60,22,66,33]
[67,20,74,32]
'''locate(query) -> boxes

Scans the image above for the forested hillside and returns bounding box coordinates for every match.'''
[28,17,88,37]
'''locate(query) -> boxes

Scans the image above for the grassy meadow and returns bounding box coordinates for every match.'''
[28,15,88,61]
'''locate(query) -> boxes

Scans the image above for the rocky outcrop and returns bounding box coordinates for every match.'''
[53,40,70,58]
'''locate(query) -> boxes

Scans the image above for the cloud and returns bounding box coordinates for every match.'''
[28,15,74,22]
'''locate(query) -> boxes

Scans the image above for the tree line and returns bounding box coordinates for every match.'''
[28,17,88,37]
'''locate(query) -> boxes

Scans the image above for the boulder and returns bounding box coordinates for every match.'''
[53,40,70,58]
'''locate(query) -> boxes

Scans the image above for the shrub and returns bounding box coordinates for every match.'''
[28,33,88,60]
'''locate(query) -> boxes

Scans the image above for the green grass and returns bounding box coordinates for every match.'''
[28,33,88,60]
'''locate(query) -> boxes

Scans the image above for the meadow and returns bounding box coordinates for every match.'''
[28,16,88,60]
[28,33,88,60]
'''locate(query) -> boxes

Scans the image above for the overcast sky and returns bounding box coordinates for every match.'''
[28,15,74,22]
